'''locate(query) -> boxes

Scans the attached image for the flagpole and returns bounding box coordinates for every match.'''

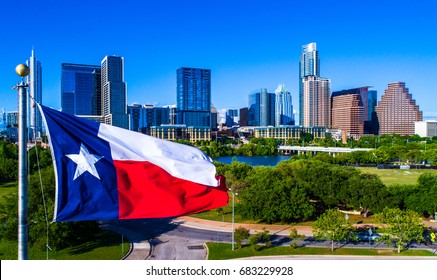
[15,64,30,260]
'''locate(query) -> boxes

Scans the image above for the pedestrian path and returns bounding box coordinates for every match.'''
[174,216,313,236]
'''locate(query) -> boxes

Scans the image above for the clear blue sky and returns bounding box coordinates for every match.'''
[1,0,436,120]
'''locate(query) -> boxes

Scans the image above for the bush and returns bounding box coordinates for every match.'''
[234,227,250,249]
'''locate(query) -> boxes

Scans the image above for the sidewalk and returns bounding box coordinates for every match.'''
[173,216,314,236]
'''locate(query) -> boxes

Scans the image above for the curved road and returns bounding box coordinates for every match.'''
[102,218,231,260]
[102,218,437,260]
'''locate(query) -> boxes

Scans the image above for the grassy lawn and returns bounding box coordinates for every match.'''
[206,242,436,260]
[0,230,130,260]
[357,167,437,186]
[0,181,17,203]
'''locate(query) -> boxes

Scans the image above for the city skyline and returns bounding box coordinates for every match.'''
[1,1,436,121]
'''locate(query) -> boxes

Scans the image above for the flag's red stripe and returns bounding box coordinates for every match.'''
[115,160,228,219]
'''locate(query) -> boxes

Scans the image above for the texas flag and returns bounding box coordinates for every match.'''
[38,104,228,222]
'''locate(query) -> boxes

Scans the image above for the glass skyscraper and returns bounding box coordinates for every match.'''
[61,63,101,116]
[26,50,43,140]
[248,89,275,126]
[127,104,170,132]
[275,84,294,126]
[299,43,320,126]
[101,56,129,129]
[176,67,211,127]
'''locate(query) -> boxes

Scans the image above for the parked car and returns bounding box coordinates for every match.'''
[355,232,381,241]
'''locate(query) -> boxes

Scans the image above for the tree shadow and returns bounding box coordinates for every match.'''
[69,218,179,255]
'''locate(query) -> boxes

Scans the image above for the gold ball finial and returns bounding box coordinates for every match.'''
[15,64,30,77]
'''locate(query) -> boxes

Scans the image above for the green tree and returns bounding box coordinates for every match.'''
[404,173,437,216]
[374,208,426,253]
[234,227,250,249]
[238,165,315,223]
[0,166,102,250]
[247,228,271,251]
[312,209,353,251]
[300,133,313,145]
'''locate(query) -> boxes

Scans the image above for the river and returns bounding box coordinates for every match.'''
[213,155,292,166]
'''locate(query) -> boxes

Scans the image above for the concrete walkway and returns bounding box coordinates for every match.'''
[174,216,313,236]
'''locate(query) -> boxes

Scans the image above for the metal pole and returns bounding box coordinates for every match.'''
[231,191,235,251]
[17,80,28,260]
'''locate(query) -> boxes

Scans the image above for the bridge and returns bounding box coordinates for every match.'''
[278,145,373,155]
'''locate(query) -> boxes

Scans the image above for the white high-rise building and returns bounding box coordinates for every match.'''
[275,84,294,126]
[301,76,331,128]
[26,49,43,140]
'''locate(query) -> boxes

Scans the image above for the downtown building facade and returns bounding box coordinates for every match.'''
[61,63,101,116]
[299,42,320,126]
[299,43,331,128]
[331,87,377,135]
[415,121,437,138]
[301,76,331,127]
[375,82,422,135]
[176,67,211,127]
[275,84,294,126]
[127,104,170,132]
[254,126,326,142]
[150,125,211,142]
[61,55,128,129]
[225,109,239,127]
[101,56,129,129]
[27,50,43,141]
[248,88,275,126]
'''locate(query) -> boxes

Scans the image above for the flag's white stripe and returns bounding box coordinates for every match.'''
[97,123,219,187]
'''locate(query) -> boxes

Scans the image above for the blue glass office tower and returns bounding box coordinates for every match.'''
[128,104,170,132]
[176,67,211,127]
[61,63,101,116]
[225,109,239,127]
[248,89,275,126]
[299,43,320,125]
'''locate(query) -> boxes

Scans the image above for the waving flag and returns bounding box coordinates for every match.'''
[38,104,228,222]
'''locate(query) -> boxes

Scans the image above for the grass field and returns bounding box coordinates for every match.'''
[0,230,130,260]
[206,243,436,260]
[357,167,437,185]
[0,181,130,260]
[0,181,16,203]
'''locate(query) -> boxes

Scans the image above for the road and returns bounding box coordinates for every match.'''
[102,218,231,260]
[102,218,437,260]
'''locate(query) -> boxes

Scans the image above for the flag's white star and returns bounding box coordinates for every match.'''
[66,143,104,180]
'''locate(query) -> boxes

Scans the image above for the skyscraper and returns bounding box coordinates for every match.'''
[225,109,239,127]
[127,104,170,132]
[248,89,275,126]
[375,82,422,135]
[101,56,129,129]
[301,76,331,127]
[331,88,365,135]
[299,42,320,125]
[176,67,211,127]
[61,63,101,116]
[275,84,294,126]
[26,50,42,140]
